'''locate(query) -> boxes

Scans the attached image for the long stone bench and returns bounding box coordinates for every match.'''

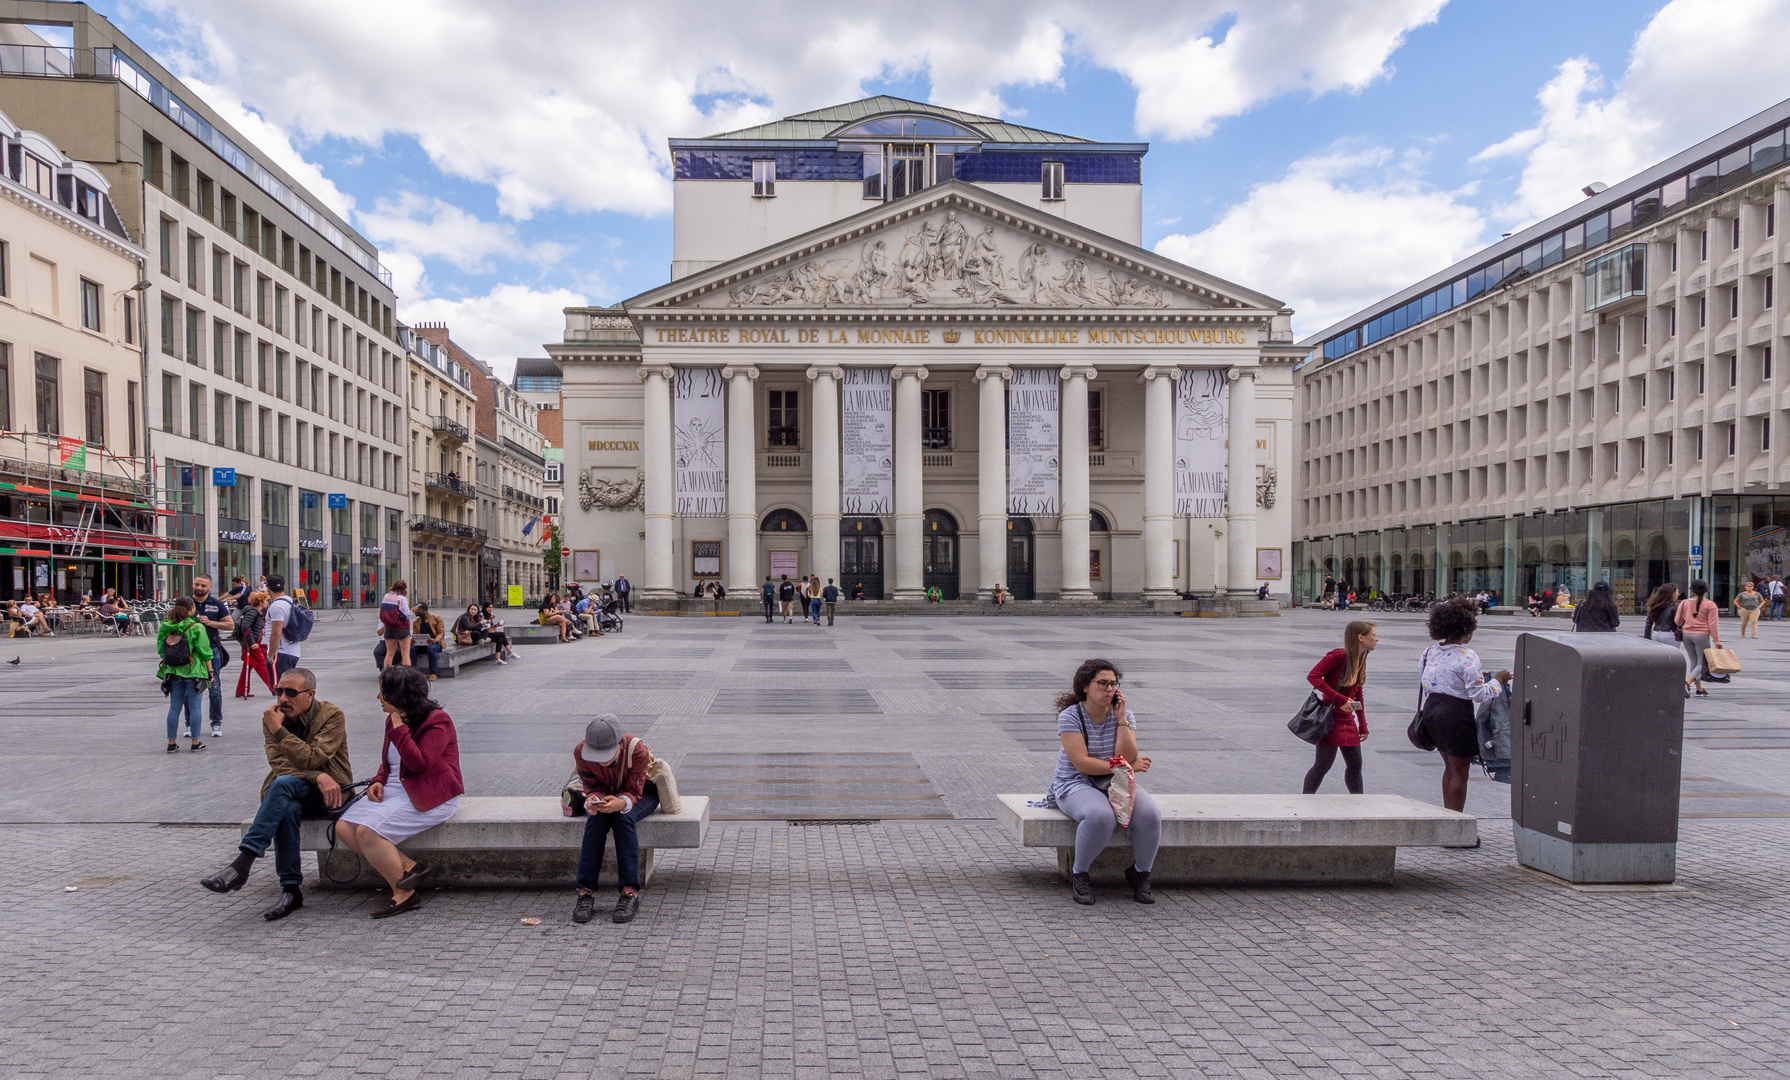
[371,639,494,678]
[250,795,711,890]
[995,793,1476,885]
[507,623,574,645]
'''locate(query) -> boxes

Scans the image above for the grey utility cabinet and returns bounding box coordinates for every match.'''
[1512,632,1686,883]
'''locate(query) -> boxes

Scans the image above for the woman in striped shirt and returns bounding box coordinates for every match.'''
[1043,659,1161,906]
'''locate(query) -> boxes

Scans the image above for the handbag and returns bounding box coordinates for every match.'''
[1077,705,1116,793]
[1288,690,1336,744]
[1106,757,1137,826]
[1407,648,1438,752]
[1705,647,1742,675]
[320,778,376,884]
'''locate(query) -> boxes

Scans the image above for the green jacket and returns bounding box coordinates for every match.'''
[156,617,214,681]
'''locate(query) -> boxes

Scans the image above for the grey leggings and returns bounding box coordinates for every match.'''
[1681,633,1712,680]
[1056,783,1162,875]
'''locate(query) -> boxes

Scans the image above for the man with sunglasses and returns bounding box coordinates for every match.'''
[200,668,352,921]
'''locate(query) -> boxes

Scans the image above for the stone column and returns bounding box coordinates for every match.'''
[808,366,843,591]
[975,366,1010,601]
[1141,366,1179,599]
[1225,367,1259,595]
[639,365,676,597]
[723,365,758,595]
[1059,366,1096,601]
[892,366,927,600]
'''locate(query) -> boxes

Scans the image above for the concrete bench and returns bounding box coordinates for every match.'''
[371,639,494,679]
[507,623,573,645]
[995,793,1476,885]
[249,795,711,890]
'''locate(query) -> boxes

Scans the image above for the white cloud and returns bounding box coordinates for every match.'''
[1156,146,1486,336]
[180,75,356,221]
[130,0,1448,220]
[400,283,589,381]
[358,193,571,273]
[1477,0,1790,225]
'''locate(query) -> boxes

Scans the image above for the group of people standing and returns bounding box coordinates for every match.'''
[155,573,305,752]
[762,574,840,626]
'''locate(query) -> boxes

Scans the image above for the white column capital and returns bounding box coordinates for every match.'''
[638,364,674,381]
[722,365,760,380]
[890,365,929,382]
[805,366,844,382]
[1058,365,1098,382]
[974,365,1012,382]
[1226,366,1261,382]
[1140,365,1181,382]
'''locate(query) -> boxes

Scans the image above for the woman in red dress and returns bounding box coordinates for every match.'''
[1303,620,1378,794]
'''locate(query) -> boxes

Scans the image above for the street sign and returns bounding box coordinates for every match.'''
[327,493,347,508]
[213,468,236,486]
[1691,545,1702,556]
[560,547,571,558]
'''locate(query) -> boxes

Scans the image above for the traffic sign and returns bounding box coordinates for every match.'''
[560,547,571,558]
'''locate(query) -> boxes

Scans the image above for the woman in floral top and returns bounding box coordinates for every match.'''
[1416,598,1511,819]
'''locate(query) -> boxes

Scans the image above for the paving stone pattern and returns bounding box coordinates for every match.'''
[5,610,1790,1077]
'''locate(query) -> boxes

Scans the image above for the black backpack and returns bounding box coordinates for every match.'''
[161,626,192,667]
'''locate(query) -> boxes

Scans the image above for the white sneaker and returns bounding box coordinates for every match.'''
[211,726,222,737]
[495,657,507,665]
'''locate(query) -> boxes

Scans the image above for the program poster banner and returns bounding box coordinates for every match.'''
[1176,369,1227,517]
[1008,368,1059,515]
[841,368,893,515]
[673,368,726,517]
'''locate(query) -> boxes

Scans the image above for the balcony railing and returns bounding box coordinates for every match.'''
[0,45,74,77]
[410,516,488,543]
[502,485,544,511]
[430,415,469,442]
[425,472,476,498]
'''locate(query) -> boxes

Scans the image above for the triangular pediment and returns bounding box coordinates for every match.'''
[627,182,1282,316]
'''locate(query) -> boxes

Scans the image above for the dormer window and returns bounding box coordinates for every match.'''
[752,158,775,198]
[21,153,54,200]
[1042,161,1064,202]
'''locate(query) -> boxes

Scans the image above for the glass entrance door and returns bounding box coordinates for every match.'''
[841,517,884,599]
[922,509,959,599]
[1006,517,1034,600]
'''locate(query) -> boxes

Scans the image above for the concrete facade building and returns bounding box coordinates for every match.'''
[555,99,1298,607]
[401,325,481,610]
[0,3,405,606]
[1295,96,1790,612]
[0,105,152,601]
[513,357,563,588]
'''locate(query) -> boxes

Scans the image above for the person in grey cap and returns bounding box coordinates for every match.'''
[571,714,658,924]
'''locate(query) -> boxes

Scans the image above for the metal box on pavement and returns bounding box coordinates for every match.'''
[1512,632,1686,883]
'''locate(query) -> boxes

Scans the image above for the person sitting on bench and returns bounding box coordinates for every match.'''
[570,715,659,926]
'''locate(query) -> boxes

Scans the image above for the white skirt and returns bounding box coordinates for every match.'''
[339,775,460,844]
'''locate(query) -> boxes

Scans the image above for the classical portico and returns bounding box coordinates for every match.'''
[552,183,1300,606]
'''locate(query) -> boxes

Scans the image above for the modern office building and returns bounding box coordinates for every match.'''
[1295,96,1790,611]
[512,357,564,588]
[0,3,405,605]
[414,324,547,602]
[553,97,1299,604]
[400,325,482,609]
[0,106,158,601]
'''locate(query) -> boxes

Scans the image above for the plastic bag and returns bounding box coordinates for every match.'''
[1107,757,1137,826]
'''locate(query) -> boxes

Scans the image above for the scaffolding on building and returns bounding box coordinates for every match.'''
[0,431,194,600]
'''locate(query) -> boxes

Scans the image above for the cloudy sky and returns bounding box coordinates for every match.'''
[93,0,1790,375]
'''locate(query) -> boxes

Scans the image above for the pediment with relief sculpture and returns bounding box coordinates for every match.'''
[629,181,1282,315]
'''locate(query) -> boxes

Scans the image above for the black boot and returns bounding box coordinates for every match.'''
[262,887,303,921]
[1070,872,1095,905]
[1124,866,1155,905]
[201,848,256,893]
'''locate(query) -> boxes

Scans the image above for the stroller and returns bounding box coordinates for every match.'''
[592,591,624,634]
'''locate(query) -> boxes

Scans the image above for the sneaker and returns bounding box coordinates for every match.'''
[1124,866,1155,904]
[211,725,222,738]
[1070,872,1095,905]
[1696,688,1709,697]
[494,657,508,665]
[572,892,597,924]
[612,892,640,923]
[190,741,207,752]
[166,742,180,754]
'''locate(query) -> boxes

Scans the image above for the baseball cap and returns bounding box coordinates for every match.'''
[578,715,621,763]
[266,574,286,591]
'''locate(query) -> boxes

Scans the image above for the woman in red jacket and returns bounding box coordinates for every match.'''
[1303,620,1378,794]
[335,666,465,918]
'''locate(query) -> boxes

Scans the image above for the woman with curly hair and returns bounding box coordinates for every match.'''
[1040,659,1162,906]
[1417,598,1511,819]
[334,666,465,918]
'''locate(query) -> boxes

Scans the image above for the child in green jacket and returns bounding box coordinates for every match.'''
[157,596,214,753]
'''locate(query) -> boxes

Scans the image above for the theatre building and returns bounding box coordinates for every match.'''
[552,98,1298,605]
[1296,95,1790,611]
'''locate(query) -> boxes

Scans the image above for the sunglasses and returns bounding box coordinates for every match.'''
[274,687,311,698]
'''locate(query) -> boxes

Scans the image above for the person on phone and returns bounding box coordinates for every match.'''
[199,667,351,920]
[455,604,508,665]
[570,715,659,925]
[1304,620,1377,794]
[1676,579,1722,697]
[413,603,446,681]
[333,666,464,919]
[1040,659,1161,905]
[1417,599,1511,823]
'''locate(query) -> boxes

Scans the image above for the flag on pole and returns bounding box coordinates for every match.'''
[522,516,538,536]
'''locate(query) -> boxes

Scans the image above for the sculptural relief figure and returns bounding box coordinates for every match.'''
[726,209,1174,309]
[580,470,645,512]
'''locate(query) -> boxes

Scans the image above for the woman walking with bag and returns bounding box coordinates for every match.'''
[1416,598,1511,820]
[1303,621,1377,794]
[1676,579,1722,697]
[1039,659,1162,906]
[233,591,275,698]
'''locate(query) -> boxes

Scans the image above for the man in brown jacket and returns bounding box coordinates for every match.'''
[199,667,351,920]
[571,715,658,925]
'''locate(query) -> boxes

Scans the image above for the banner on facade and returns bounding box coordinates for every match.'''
[1176,369,1227,517]
[673,367,727,517]
[1008,368,1059,516]
[841,368,892,515]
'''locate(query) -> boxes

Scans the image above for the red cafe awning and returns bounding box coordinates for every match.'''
[0,520,171,551]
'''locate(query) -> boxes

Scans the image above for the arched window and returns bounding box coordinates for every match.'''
[1090,510,1111,532]
[760,509,808,533]
[925,508,958,533]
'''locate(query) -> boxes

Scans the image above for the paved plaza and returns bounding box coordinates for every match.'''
[5,608,1790,1078]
